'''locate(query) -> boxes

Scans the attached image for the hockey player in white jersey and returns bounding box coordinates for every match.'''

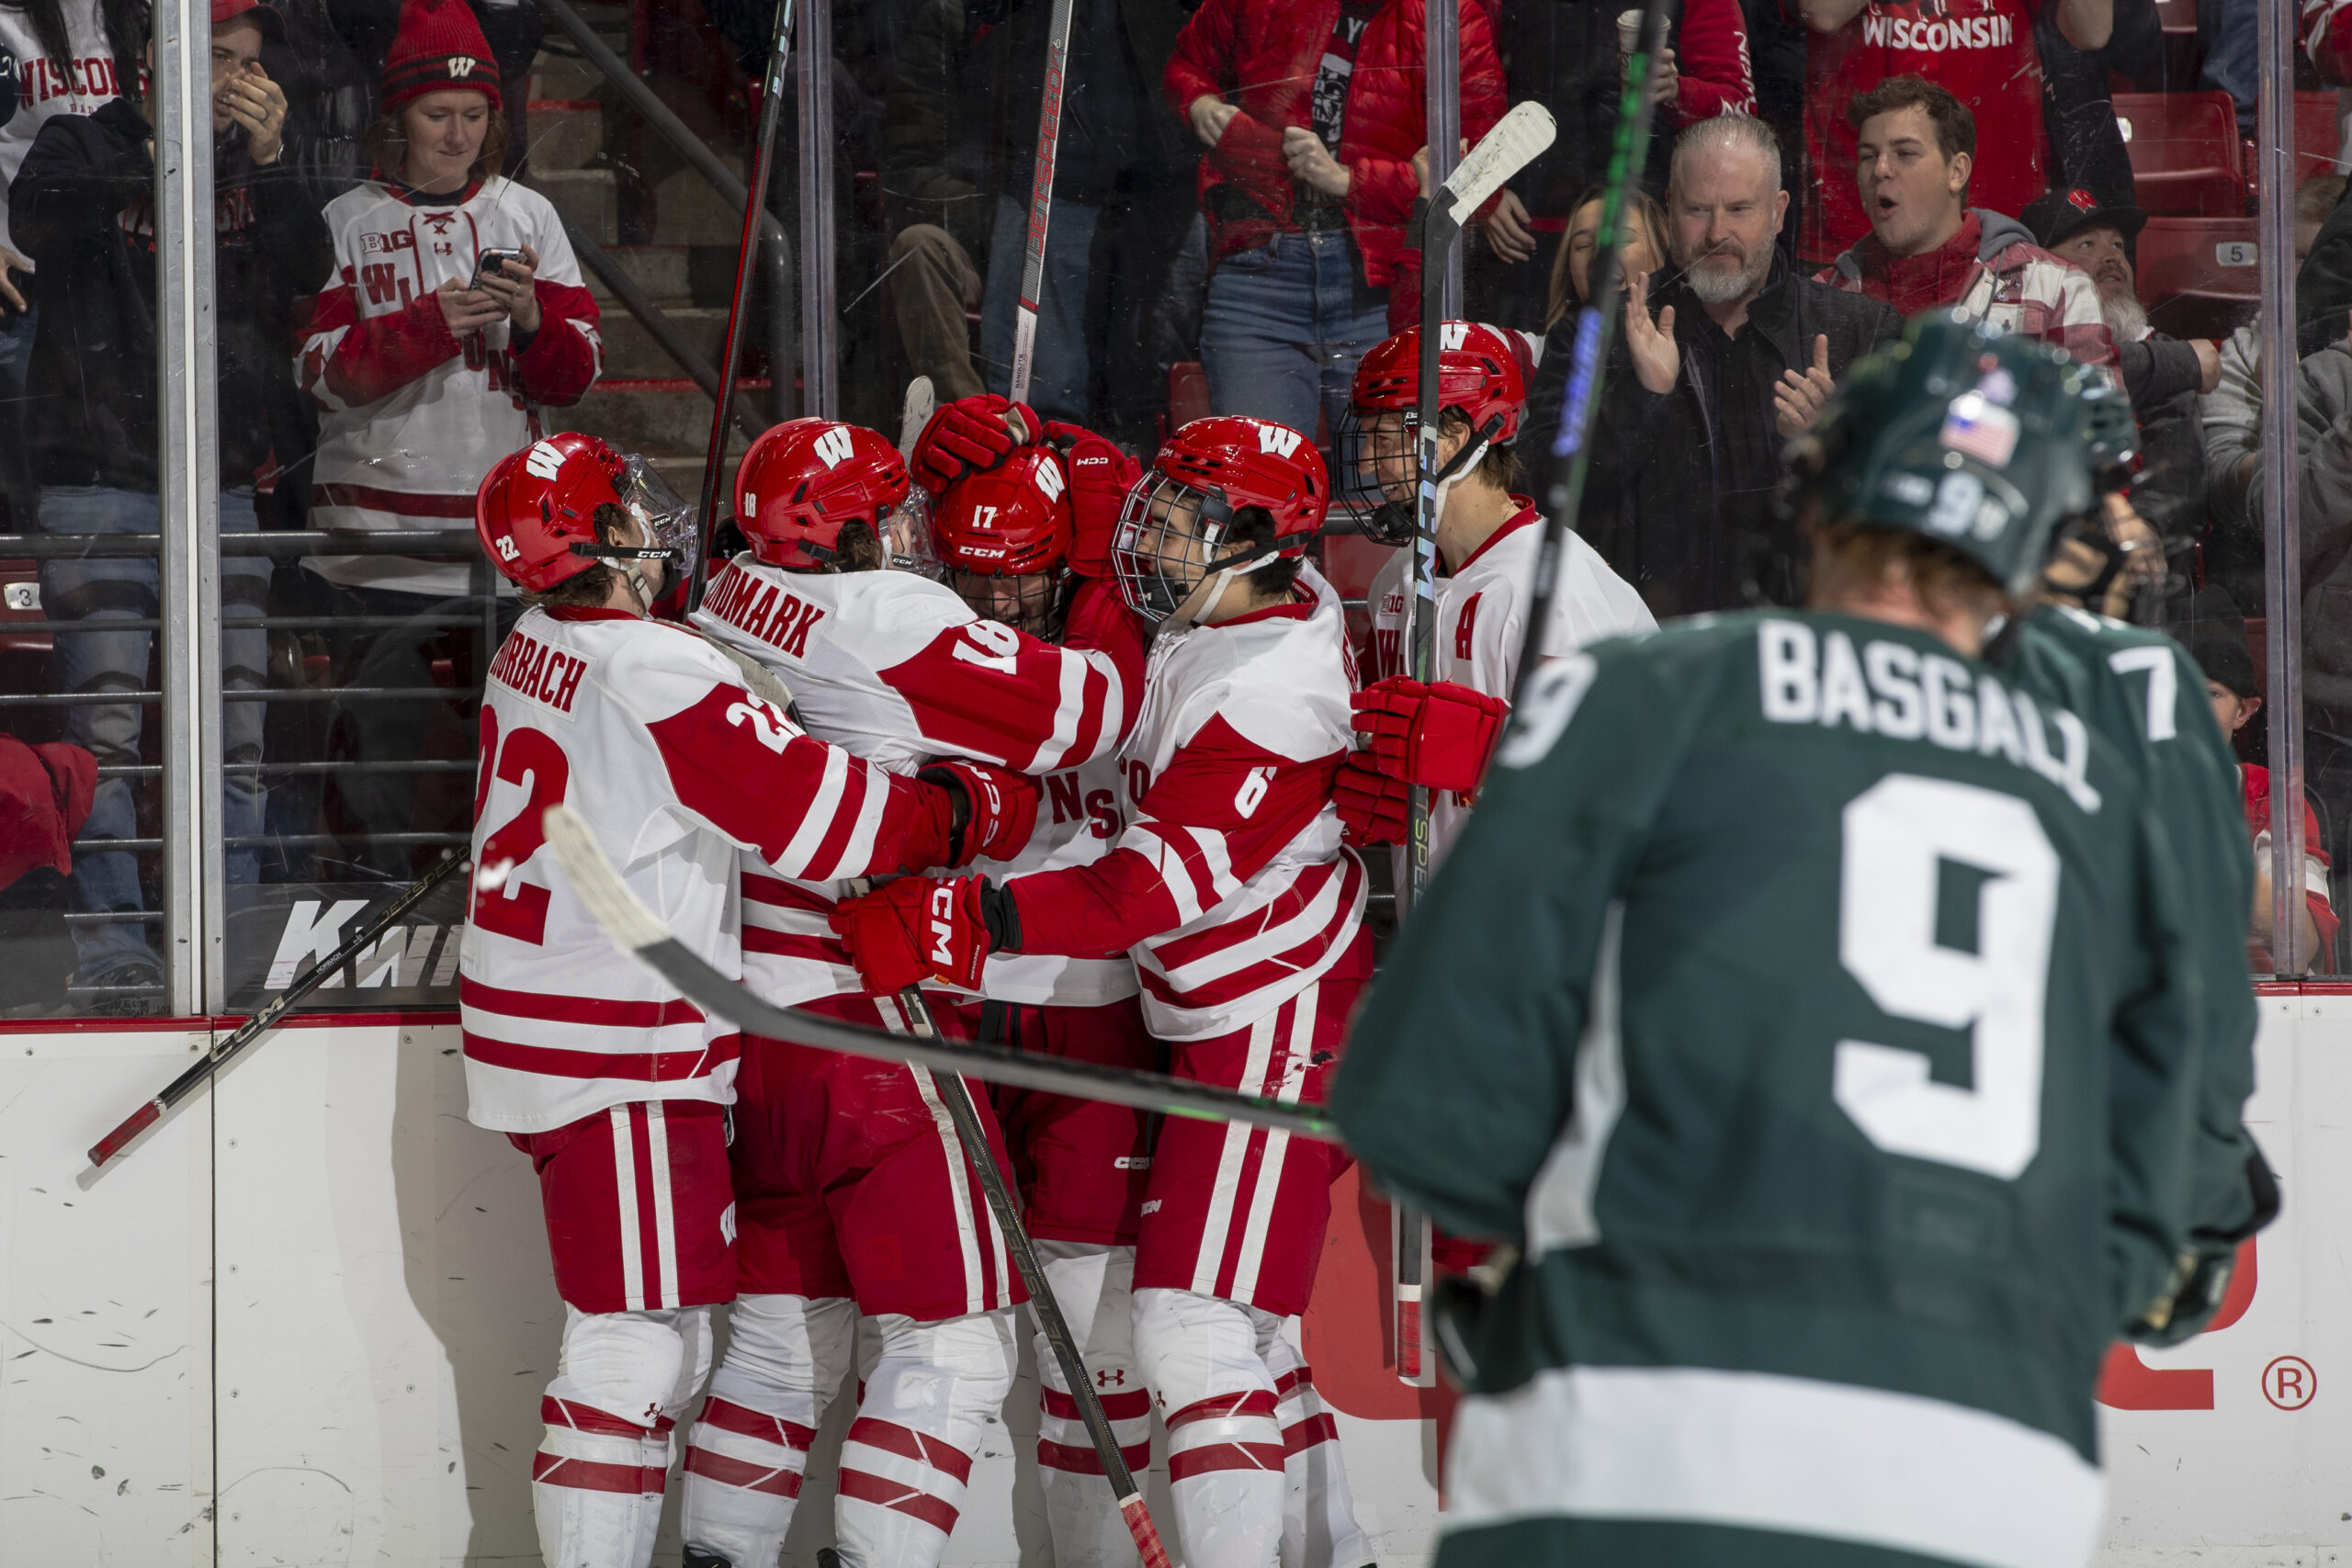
[831,415,1376,1568]
[677,412,1145,1568]
[460,432,1032,1568]
[925,429,1164,1567]
[1336,321,1654,855]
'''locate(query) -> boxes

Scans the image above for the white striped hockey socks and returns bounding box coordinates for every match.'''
[1033,1242,1153,1568]
[681,1292,855,1568]
[534,1306,709,1568]
[1263,1333,1374,1568]
[832,1308,1019,1567]
[1136,1287,1286,1568]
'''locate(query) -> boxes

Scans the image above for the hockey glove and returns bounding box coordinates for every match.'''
[831,874,996,994]
[911,394,1039,494]
[919,760,1040,867]
[1042,420,1142,578]
[1351,677,1510,795]
[1333,752,1410,846]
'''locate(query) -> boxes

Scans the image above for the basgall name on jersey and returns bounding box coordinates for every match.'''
[1758,619,2101,812]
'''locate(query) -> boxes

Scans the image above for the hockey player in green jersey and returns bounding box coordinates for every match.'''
[1331,313,2222,1568]
[1998,388,2272,1343]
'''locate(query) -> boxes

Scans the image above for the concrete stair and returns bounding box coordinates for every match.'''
[521,3,774,507]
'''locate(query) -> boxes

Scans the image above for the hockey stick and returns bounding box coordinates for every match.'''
[1392,96,1555,1386]
[86,854,469,1168]
[690,0,796,613]
[881,989,1171,1568]
[1005,0,1078,403]
[1504,4,1668,719]
[537,806,1339,1140]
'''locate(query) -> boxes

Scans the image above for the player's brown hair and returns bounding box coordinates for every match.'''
[1223,507,1306,601]
[1846,74,1976,164]
[1438,406,1522,493]
[362,106,512,188]
[525,502,635,610]
[1804,521,2007,628]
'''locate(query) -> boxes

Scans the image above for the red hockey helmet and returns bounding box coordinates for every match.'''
[475,433,628,592]
[733,418,915,570]
[1113,415,1328,622]
[1336,321,1528,544]
[933,446,1074,577]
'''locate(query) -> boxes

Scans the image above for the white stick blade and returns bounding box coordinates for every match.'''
[897,375,936,459]
[1441,102,1557,224]
[542,805,670,953]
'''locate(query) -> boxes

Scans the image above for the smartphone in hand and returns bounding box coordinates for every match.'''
[469,247,524,290]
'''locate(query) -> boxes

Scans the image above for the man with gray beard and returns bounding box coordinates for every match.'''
[2024,186,2215,571]
[1590,113,1900,615]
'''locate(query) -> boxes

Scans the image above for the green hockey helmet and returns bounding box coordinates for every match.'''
[1786,310,2106,601]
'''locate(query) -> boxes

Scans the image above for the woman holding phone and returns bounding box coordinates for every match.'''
[295,0,603,874]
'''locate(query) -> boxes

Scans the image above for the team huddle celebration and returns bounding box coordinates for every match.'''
[0,0,2313,1556]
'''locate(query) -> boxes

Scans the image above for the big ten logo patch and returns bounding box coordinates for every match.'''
[2097,1238,2267,1411]
[1044,772,1121,840]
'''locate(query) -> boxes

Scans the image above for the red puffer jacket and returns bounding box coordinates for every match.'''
[1163,0,1505,279]
[1340,0,1509,291]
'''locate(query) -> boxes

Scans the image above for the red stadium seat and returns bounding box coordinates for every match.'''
[1168,362,1210,431]
[2112,91,2247,216]
[2135,216,2261,338]
[2299,90,2346,183]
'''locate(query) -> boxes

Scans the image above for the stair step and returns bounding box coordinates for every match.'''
[650,161,749,247]
[598,305,729,379]
[530,50,607,103]
[532,168,619,247]
[580,243,692,306]
[522,101,604,173]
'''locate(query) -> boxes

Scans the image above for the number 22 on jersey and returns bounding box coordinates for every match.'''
[473,709,573,944]
[1835,773,2059,1180]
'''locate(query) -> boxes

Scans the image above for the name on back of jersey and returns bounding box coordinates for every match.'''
[1757,619,2101,813]
[489,627,589,716]
[704,562,827,660]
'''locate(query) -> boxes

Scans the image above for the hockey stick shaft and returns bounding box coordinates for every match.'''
[892,989,1170,1568]
[539,807,1339,1139]
[1505,2,1668,718]
[87,853,469,1167]
[691,0,796,613]
[1007,0,1078,404]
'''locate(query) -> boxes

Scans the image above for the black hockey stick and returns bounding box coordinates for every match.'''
[1503,1,1669,720]
[881,988,1172,1568]
[87,853,469,1167]
[1006,0,1078,402]
[690,0,796,613]
[537,806,1338,1141]
[1394,97,1555,1386]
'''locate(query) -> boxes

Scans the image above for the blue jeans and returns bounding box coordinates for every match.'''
[39,486,271,980]
[980,192,1100,423]
[1197,231,1389,444]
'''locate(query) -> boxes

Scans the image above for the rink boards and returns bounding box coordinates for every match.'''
[0,993,2346,1567]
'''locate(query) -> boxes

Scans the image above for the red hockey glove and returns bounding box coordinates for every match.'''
[1042,420,1141,578]
[1351,677,1510,795]
[831,874,993,994]
[912,394,1039,494]
[919,760,1040,867]
[1333,752,1411,846]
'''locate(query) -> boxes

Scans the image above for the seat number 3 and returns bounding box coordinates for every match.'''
[1833,774,2058,1180]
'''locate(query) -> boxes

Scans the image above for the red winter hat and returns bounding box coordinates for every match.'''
[379,0,503,115]
[212,0,286,43]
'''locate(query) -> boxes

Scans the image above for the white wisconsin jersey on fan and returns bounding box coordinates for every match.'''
[968,750,1137,1007]
[1105,562,1365,1041]
[1366,506,1653,857]
[461,607,927,1134]
[300,176,601,597]
[692,557,1136,1007]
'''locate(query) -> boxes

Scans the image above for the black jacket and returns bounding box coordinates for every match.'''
[1534,255,1902,617]
[12,97,329,491]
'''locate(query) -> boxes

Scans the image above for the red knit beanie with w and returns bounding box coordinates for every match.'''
[379,0,503,115]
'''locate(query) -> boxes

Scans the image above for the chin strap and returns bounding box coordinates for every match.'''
[1165,545,1282,632]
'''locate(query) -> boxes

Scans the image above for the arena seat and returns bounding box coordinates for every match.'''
[2113,91,2248,216]
[2136,215,2260,339]
[2300,89,2346,183]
